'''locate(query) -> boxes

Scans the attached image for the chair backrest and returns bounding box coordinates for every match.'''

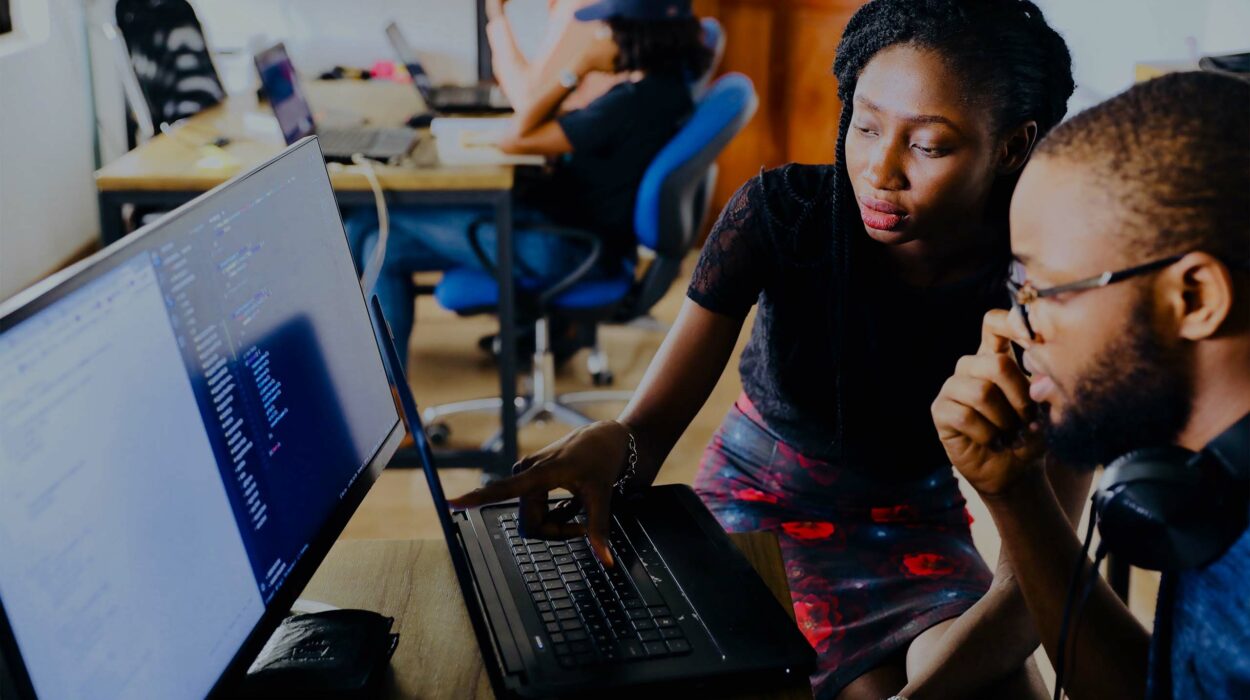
[626,72,757,316]
[690,17,726,99]
[113,0,224,138]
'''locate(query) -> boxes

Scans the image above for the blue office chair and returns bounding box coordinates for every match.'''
[423,74,758,448]
[691,17,726,99]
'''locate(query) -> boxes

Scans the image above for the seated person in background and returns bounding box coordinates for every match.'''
[932,72,1250,700]
[451,1,1082,698]
[485,0,626,113]
[346,0,710,369]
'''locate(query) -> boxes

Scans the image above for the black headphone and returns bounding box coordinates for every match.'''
[1051,414,1249,700]
[1094,426,1249,572]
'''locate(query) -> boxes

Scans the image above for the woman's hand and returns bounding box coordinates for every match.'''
[448,420,636,566]
[932,309,1044,496]
[573,22,619,76]
[485,0,507,22]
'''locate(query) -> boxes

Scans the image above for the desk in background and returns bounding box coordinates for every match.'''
[302,533,813,699]
[94,81,522,474]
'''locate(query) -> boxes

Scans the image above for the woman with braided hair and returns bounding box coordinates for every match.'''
[453,1,1083,697]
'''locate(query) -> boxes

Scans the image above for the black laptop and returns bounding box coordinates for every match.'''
[254,42,419,162]
[383,323,816,694]
[385,21,511,114]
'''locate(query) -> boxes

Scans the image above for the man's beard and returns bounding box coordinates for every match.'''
[1040,297,1193,470]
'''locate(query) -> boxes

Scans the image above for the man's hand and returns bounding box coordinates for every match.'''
[932,309,1044,496]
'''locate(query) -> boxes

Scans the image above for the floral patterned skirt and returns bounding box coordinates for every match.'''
[693,394,993,699]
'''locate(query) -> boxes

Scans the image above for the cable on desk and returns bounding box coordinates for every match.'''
[349,154,391,297]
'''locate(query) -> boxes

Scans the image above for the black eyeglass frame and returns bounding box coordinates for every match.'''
[1007,252,1250,339]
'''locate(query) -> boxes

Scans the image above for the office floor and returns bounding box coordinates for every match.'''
[337,253,1161,686]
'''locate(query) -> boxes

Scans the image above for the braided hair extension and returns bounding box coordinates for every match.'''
[823,0,1075,459]
[609,16,713,76]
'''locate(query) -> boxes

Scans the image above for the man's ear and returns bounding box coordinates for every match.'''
[1163,252,1236,341]
[999,120,1038,175]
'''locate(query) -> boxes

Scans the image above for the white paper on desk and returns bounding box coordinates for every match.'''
[430,117,546,166]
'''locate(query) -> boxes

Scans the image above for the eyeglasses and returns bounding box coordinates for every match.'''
[1006,253,1187,339]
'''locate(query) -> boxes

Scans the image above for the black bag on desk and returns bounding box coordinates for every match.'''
[229,609,399,699]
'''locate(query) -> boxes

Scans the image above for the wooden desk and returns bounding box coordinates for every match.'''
[95,81,523,473]
[301,534,813,699]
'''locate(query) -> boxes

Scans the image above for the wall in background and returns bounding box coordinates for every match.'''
[0,0,100,300]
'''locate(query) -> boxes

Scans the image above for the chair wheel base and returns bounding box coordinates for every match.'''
[426,422,451,446]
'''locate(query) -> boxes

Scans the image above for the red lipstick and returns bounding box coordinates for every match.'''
[858,196,908,231]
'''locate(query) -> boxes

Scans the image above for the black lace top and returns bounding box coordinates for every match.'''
[688,164,1009,478]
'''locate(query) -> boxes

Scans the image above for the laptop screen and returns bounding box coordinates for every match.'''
[254,43,316,144]
[385,22,436,101]
[0,140,400,699]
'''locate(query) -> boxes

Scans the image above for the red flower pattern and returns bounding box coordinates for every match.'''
[871,505,918,523]
[732,487,779,504]
[901,552,956,578]
[782,521,836,540]
[793,593,842,653]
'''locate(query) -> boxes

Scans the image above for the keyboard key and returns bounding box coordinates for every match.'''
[621,640,644,659]
[554,643,570,656]
[553,555,575,566]
[557,564,579,575]
[516,555,532,565]
[548,545,570,556]
[523,573,539,584]
[557,655,576,669]
[643,641,668,657]
[633,619,656,631]
[536,602,552,612]
[660,627,683,640]
[556,608,579,620]
[519,565,536,574]
[551,633,565,643]
[541,612,556,623]
[552,599,573,610]
[535,562,556,572]
[654,616,676,628]
[547,589,570,601]
[560,619,582,631]
[648,606,671,617]
[532,553,553,563]
[626,608,649,620]
[568,639,591,652]
[622,597,644,609]
[638,630,662,642]
[566,630,588,643]
[666,638,691,654]
[528,583,544,594]
[539,570,560,581]
[542,579,563,590]
[574,653,596,667]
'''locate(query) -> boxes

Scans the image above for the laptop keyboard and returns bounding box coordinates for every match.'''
[495,511,692,669]
[319,128,415,157]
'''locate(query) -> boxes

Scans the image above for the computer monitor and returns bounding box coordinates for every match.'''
[254,43,316,145]
[0,139,404,699]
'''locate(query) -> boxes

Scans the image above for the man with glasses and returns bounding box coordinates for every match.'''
[931,71,1249,699]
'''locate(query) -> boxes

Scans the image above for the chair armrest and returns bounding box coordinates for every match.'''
[465,218,605,307]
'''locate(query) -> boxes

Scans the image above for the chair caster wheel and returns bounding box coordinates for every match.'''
[426,422,451,446]
[592,370,614,387]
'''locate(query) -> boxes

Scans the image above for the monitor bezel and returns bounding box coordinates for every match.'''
[0,138,405,699]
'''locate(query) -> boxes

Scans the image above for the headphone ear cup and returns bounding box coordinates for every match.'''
[1095,446,1232,571]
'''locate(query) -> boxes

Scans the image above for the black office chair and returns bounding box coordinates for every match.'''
[423,74,758,449]
[106,0,225,142]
